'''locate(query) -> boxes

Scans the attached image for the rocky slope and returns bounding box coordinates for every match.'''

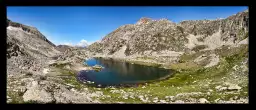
[6,9,248,104]
[87,10,248,59]
[7,19,56,47]
[7,19,99,103]
[83,10,248,104]
[7,19,61,76]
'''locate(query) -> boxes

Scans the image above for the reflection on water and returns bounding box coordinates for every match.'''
[77,58,172,87]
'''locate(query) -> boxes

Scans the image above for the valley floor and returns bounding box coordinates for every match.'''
[7,44,248,104]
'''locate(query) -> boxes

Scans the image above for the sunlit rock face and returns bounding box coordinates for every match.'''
[87,10,248,57]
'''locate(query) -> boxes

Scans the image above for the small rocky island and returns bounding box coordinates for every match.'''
[7,9,248,103]
[92,65,104,71]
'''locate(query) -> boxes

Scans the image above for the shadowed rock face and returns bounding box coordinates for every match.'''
[56,45,72,52]
[87,10,248,56]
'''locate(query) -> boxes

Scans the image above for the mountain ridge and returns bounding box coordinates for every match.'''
[7,19,56,47]
[87,9,248,57]
[6,9,248,104]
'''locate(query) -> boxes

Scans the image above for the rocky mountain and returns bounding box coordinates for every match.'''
[55,46,90,64]
[6,9,248,104]
[7,19,101,104]
[7,19,60,75]
[55,45,72,52]
[7,19,56,47]
[87,10,248,57]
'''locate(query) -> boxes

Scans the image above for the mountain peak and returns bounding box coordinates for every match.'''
[136,17,153,24]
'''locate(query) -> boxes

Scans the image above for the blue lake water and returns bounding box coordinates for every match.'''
[77,58,172,87]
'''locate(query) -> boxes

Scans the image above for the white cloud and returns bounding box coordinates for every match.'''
[63,42,73,46]
[76,39,90,47]
[59,39,94,47]
[51,38,97,47]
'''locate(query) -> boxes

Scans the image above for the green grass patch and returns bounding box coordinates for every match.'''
[215,44,248,58]
[62,76,85,91]
[54,45,248,103]
[170,62,201,71]
[99,88,142,103]
[179,50,212,62]
[127,60,162,68]
[49,62,71,69]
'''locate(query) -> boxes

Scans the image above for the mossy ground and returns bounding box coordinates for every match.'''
[56,45,248,103]
[7,91,24,103]
[7,77,25,103]
[14,45,247,103]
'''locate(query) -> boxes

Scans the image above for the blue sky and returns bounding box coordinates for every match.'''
[7,6,248,46]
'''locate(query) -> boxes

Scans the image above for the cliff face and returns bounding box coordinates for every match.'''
[87,10,248,57]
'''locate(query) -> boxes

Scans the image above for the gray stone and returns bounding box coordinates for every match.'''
[23,81,54,103]
[219,87,228,91]
[227,84,242,91]
[174,100,185,103]
[159,100,168,103]
[7,98,12,103]
[198,98,209,103]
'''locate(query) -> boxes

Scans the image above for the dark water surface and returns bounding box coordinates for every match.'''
[77,58,172,87]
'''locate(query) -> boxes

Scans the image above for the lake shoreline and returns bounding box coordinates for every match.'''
[80,57,173,87]
[7,45,248,104]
